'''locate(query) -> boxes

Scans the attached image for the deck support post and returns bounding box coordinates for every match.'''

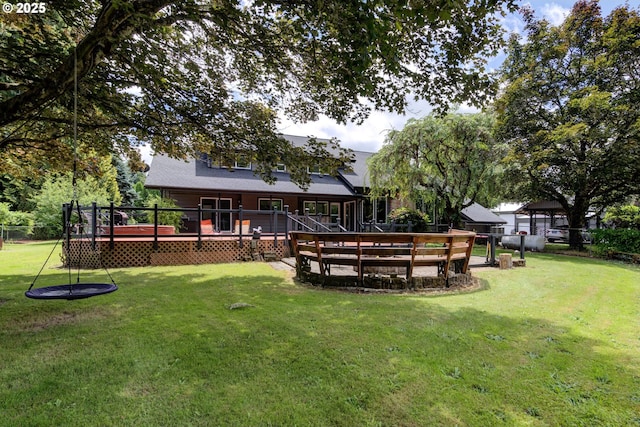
[197,204,202,249]
[238,205,243,248]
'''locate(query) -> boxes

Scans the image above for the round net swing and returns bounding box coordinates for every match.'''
[25,201,118,300]
[25,283,118,300]
[25,43,118,300]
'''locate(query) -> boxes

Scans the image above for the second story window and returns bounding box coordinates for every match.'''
[308,164,329,175]
[234,154,251,170]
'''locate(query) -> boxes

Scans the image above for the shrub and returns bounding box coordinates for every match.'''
[603,205,640,229]
[30,173,114,239]
[144,195,183,230]
[590,228,640,256]
[0,203,35,236]
[387,207,430,232]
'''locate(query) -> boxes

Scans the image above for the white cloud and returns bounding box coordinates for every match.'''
[277,99,436,153]
[539,3,570,26]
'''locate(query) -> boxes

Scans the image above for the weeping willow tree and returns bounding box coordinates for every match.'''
[368,112,507,227]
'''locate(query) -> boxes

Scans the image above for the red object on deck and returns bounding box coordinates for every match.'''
[103,225,176,235]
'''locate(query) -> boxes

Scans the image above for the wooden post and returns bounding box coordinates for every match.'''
[153,203,158,251]
[499,253,512,270]
[197,204,202,249]
[238,204,243,248]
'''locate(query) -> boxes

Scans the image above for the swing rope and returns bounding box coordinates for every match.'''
[25,42,118,300]
[27,230,67,292]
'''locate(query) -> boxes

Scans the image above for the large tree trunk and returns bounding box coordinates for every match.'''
[443,199,464,230]
[567,200,589,250]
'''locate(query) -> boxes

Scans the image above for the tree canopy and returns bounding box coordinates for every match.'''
[1,0,516,187]
[368,112,506,226]
[495,0,640,248]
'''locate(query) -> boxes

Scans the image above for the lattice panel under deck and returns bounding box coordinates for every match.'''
[65,238,290,268]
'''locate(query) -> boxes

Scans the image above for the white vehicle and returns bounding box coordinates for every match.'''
[545,228,569,242]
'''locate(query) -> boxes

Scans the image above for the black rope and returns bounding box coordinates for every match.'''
[27,41,118,297]
[28,232,65,292]
[68,41,79,298]
[74,200,83,285]
[74,204,118,287]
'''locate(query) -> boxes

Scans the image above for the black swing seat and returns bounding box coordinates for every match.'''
[25,283,118,300]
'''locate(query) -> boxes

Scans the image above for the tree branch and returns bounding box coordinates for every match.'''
[0,0,171,128]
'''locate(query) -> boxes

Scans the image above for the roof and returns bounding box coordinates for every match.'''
[461,203,507,224]
[492,202,525,214]
[338,149,372,189]
[280,134,372,189]
[145,153,355,196]
[145,134,372,195]
[515,200,565,214]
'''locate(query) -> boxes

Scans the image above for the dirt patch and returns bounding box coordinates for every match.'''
[24,309,111,332]
[294,274,486,296]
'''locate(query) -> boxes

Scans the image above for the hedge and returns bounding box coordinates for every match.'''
[590,228,640,255]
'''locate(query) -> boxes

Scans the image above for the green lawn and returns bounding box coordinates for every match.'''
[1,241,639,426]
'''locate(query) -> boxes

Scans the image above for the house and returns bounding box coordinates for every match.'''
[492,202,534,234]
[459,203,507,234]
[145,135,386,233]
[144,134,502,233]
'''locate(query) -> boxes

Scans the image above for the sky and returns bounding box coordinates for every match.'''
[276,0,640,154]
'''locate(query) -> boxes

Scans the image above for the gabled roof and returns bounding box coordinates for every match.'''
[145,153,355,196]
[145,134,372,195]
[461,203,507,224]
[279,134,372,189]
[340,149,372,189]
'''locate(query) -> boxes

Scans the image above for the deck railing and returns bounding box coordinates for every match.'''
[63,203,461,255]
[64,202,293,251]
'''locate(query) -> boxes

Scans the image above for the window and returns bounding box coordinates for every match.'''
[330,202,340,222]
[234,154,251,170]
[317,201,329,215]
[259,198,283,211]
[363,197,387,223]
[304,201,329,216]
[275,163,286,172]
[304,201,317,215]
[375,198,387,223]
[307,164,327,175]
[201,197,233,232]
[203,152,250,170]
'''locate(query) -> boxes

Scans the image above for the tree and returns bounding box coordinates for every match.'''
[368,112,506,227]
[144,195,183,230]
[387,207,430,232]
[1,0,516,188]
[0,174,40,212]
[604,204,640,230]
[113,156,138,207]
[495,1,640,249]
[30,173,116,239]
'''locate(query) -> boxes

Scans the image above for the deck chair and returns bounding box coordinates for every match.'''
[234,219,251,235]
[200,219,215,234]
